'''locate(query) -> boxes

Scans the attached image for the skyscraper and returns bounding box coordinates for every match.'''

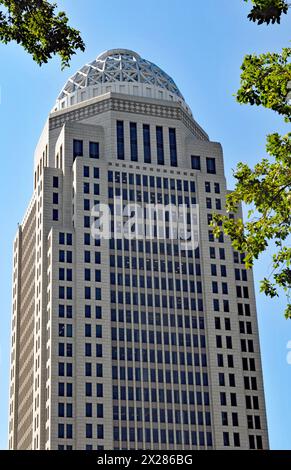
[9,49,268,450]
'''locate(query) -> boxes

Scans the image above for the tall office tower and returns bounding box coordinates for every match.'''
[9,49,268,450]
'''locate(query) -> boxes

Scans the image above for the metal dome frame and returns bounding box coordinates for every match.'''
[57,49,185,103]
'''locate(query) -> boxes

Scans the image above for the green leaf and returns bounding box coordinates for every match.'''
[0,0,85,68]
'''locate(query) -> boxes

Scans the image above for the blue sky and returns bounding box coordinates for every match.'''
[0,0,290,450]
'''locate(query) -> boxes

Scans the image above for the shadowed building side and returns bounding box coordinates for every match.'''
[9,198,36,449]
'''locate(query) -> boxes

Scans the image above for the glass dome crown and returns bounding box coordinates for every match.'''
[55,49,191,114]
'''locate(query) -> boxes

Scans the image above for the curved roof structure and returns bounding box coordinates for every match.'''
[54,49,191,114]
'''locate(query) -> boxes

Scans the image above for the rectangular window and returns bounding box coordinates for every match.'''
[212,281,218,294]
[96,364,103,377]
[53,176,59,188]
[219,248,225,260]
[97,404,103,418]
[96,344,103,358]
[229,374,236,387]
[243,286,249,298]
[96,325,102,338]
[191,155,201,170]
[96,383,103,397]
[211,264,217,276]
[94,184,99,195]
[53,193,59,204]
[213,299,220,311]
[228,393,236,407]
[85,343,92,357]
[216,337,222,351]
[220,392,227,406]
[89,141,99,159]
[85,363,92,376]
[208,230,214,242]
[206,157,216,174]
[156,126,164,165]
[85,383,92,396]
[242,270,248,281]
[206,198,212,209]
[53,209,59,221]
[223,432,230,447]
[245,304,251,316]
[85,287,91,300]
[130,122,138,162]
[219,373,225,386]
[85,305,91,318]
[58,403,65,417]
[169,128,178,167]
[85,324,91,337]
[234,433,240,447]
[222,282,228,295]
[58,424,65,439]
[214,182,220,194]
[59,269,65,282]
[97,424,104,439]
[221,265,227,277]
[60,382,69,397]
[58,363,65,376]
[226,336,232,349]
[221,411,228,426]
[86,403,92,417]
[66,344,73,357]
[117,121,125,160]
[86,423,93,439]
[210,247,216,259]
[96,306,102,319]
[67,424,73,439]
[73,139,83,159]
[143,124,151,163]
[59,305,65,318]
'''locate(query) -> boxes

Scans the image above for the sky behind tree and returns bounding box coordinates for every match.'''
[0,0,290,449]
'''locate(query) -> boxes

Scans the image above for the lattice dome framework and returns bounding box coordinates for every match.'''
[54,49,191,114]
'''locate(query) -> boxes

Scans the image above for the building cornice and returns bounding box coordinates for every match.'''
[49,92,209,141]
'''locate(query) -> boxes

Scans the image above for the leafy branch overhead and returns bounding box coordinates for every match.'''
[212,37,291,317]
[0,0,85,68]
[237,49,291,121]
[244,0,289,24]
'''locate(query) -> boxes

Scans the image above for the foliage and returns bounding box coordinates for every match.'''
[0,0,85,68]
[237,48,291,121]
[244,0,289,24]
[212,22,291,318]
